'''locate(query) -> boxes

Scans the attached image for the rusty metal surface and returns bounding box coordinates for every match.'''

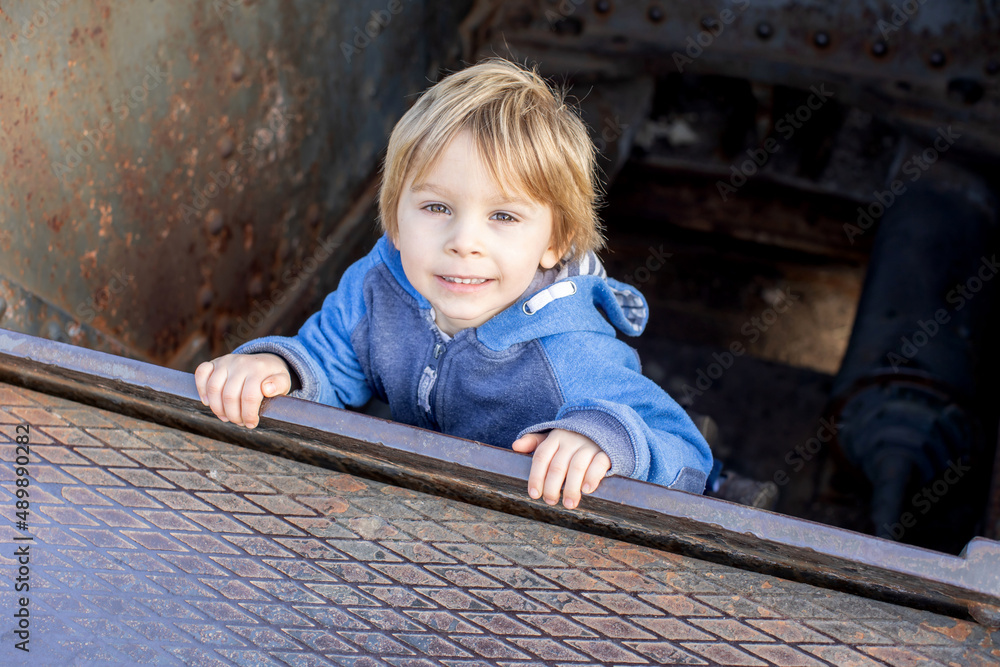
[2,380,1000,665]
[0,0,470,368]
[2,328,1000,631]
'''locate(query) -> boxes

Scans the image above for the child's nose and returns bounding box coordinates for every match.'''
[446,218,485,257]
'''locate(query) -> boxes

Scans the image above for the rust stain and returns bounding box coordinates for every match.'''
[322,474,367,494]
[80,250,98,280]
[97,203,112,237]
[924,620,974,642]
[381,486,419,499]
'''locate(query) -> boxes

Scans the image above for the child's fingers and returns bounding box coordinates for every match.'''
[526,434,559,500]
[581,452,611,495]
[240,380,268,429]
[240,372,292,429]
[221,374,249,426]
[511,432,545,453]
[204,365,231,422]
[560,449,594,509]
[541,440,578,506]
[194,361,214,405]
[262,372,292,398]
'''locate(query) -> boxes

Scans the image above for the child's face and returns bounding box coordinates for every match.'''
[394,130,561,336]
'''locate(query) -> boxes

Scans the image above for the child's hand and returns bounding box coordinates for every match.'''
[511,429,611,509]
[194,353,292,429]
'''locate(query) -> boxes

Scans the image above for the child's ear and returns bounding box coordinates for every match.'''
[540,243,562,270]
[540,230,572,269]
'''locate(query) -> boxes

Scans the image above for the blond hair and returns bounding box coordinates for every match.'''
[377,58,604,260]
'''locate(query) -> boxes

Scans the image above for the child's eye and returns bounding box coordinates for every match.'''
[424,203,450,215]
[491,212,518,223]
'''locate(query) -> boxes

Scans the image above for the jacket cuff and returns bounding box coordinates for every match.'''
[519,408,636,478]
[667,467,708,494]
[233,337,319,402]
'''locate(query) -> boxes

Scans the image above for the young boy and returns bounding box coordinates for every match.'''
[195,58,713,509]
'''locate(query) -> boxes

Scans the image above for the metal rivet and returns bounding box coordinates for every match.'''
[231,61,245,82]
[813,31,830,48]
[205,209,224,235]
[871,40,888,58]
[648,5,663,22]
[929,49,946,68]
[595,0,611,14]
[218,136,234,158]
[756,22,773,40]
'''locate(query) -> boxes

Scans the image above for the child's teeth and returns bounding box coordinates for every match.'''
[445,277,486,284]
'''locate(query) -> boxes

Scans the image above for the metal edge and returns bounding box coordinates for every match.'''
[1,327,998,624]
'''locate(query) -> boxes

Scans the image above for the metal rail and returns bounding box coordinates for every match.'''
[1,327,998,627]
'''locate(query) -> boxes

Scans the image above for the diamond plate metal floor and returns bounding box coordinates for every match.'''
[1,381,998,666]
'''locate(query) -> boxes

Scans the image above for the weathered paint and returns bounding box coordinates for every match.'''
[0,0,471,368]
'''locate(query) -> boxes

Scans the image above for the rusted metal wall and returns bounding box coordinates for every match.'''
[0,0,471,369]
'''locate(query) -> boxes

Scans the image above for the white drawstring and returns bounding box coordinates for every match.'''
[522,281,577,315]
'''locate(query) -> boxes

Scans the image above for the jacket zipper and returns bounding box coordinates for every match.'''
[417,340,446,428]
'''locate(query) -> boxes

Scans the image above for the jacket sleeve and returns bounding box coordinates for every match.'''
[232,253,374,409]
[518,334,713,493]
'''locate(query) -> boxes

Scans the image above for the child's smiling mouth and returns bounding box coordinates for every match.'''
[437,275,493,290]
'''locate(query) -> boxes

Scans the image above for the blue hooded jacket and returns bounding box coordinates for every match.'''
[235,234,713,493]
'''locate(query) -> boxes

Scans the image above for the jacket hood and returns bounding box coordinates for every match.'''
[478,249,649,350]
[376,235,649,350]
